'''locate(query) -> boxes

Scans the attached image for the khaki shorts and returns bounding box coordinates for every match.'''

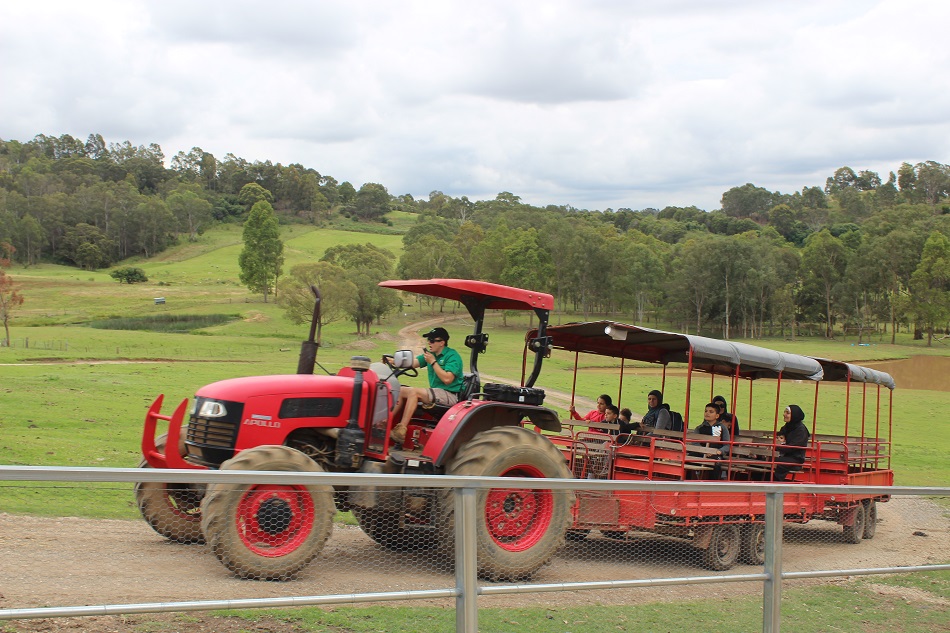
[428,388,459,407]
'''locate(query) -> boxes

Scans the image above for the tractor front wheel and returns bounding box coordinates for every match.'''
[200,445,335,580]
[439,426,574,581]
[134,433,205,544]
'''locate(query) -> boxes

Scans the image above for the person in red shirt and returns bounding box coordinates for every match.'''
[569,394,611,422]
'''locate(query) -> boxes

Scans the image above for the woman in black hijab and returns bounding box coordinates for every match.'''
[774,404,810,481]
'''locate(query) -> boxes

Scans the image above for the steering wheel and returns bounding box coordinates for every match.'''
[382,354,418,379]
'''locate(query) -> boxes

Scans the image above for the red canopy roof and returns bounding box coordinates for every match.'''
[379,279,553,312]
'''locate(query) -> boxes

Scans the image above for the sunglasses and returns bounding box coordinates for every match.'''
[428,338,444,343]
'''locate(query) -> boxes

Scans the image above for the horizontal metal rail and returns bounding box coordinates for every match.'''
[2,465,945,496]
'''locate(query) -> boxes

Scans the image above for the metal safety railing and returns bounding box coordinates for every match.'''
[0,465,947,633]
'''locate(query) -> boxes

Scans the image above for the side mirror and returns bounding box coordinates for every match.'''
[393,349,415,368]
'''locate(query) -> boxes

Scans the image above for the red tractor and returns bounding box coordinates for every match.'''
[136,279,572,581]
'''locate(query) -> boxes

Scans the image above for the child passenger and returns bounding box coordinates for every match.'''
[696,403,731,479]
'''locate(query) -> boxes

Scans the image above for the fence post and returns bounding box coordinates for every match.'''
[763,491,784,632]
[455,486,479,633]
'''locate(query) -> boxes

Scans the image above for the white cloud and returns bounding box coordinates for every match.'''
[2,0,948,211]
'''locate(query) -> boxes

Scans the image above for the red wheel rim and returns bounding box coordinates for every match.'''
[484,464,553,552]
[234,484,314,557]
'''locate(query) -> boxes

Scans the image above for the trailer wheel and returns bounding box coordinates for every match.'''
[200,445,335,580]
[842,503,866,544]
[134,433,205,544]
[352,505,438,552]
[739,523,765,565]
[440,426,574,581]
[702,524,741,571]
[862,500,877,540]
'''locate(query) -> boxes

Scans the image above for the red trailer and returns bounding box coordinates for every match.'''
[533,321,895,569]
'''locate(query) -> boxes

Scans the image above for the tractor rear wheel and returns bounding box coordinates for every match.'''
[439,426,574,581]
[134,433,205,544]
[702,524,741,571]
[200,445,335,580]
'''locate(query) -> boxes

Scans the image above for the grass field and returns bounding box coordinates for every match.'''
[1,224,947,632]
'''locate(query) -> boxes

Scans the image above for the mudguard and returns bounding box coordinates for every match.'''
[421,399,561,468]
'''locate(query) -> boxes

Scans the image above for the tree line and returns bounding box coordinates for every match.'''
[2,133,950,343]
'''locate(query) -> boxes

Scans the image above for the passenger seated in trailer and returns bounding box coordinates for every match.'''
[602,404,621,433]
[640,390,664,430]
[695,403,731,456]
[618,407,641,435]
[712,394,740,440]
[569,393,611,422]
[696,403,731,479]
[774,404,810,481]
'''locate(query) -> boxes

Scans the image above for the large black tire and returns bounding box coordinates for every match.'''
[439,426,574,581]
[862,499,877,539]
[702,524,741,571]
[134,433,205,544]
[739,523,766,566]
[200,445,335,580]
[352,504,439,552]
[842,503,866,544]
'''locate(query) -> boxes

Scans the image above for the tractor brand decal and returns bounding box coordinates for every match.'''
[244,414,280,428]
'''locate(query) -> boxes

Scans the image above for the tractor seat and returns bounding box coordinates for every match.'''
[420,373,480,419]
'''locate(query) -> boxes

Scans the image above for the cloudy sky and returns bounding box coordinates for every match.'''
[2,1,948,211]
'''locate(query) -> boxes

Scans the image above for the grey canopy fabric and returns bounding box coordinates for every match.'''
[810,357,896,390]
[540,321,824,381]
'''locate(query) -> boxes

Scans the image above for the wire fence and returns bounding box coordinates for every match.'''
[0,466,947,632]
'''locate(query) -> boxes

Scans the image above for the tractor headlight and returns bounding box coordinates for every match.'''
[198,400,228,418]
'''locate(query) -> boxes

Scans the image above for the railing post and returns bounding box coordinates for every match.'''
[763,491,784,632]
[455,486,479,633]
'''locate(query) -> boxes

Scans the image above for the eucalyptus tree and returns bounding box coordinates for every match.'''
[320,243,399,335]
[350,182,391,222]
[166,186,213,241]
[908,231,950,346]
[238,200,284,302]
[611,230,668,325]
[801,229,849,338]
[915,161,950,207]
[669,236,719,334]
[276,261,357,332]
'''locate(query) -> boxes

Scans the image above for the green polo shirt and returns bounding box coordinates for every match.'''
[418,346,464,393]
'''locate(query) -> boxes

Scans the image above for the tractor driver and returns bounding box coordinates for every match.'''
[390,327,464,443]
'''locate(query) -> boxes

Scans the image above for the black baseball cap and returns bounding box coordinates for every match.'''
[424,327,449,342]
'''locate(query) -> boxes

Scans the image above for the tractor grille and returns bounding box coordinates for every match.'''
[185,398,244,467]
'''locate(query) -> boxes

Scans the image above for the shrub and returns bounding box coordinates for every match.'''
[110,267,149,284]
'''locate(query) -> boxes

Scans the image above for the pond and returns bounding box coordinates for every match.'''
[865,355,950,392]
